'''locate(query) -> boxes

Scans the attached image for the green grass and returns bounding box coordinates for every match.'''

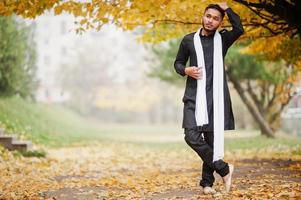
[226,134,301,150]
[0,96,300,155]
[0,96,183,147]
[0,96,106,146]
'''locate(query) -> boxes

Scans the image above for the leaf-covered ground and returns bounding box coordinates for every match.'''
[0,140,300,200]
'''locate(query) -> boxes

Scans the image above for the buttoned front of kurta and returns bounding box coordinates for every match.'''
[174,8,244,131]
[199,33,214,131]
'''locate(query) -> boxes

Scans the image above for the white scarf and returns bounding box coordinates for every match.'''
[193,28,224,162]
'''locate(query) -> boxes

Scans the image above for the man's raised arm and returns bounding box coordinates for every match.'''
[218,3,244,49]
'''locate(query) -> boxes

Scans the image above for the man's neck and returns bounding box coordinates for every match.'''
[201,28,215,36]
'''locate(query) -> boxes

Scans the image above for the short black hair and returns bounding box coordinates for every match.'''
[204,4,225,19]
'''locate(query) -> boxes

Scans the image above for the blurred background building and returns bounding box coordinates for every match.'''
[27,12,184,125]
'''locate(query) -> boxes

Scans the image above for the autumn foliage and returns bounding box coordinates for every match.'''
[0,1,300,70]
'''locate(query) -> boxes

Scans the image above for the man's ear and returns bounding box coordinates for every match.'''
[219,20,224,27]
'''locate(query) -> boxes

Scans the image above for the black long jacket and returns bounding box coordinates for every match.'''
[174,8,244,131]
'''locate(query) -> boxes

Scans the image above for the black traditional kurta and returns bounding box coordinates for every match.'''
[174,8,244,131]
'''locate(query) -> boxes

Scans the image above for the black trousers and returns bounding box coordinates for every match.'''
[184,127,229,187]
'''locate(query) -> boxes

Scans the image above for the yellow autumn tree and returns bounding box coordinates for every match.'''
[0,0,300,67]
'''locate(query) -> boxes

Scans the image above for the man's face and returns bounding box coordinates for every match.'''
[202,8,223,32]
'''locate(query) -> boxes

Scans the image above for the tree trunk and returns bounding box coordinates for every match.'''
[227,72,275,138]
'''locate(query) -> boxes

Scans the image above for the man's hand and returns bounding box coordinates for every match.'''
[185,66,203,80]
[217,2,229,11]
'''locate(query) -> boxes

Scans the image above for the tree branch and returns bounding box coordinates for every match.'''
[247,79,264,113]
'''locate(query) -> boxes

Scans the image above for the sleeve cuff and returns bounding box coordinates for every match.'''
[225,7,232,13]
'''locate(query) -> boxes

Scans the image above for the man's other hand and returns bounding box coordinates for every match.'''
[184,66,203,80]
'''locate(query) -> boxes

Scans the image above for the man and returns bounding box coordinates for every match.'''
[174,2,244,194]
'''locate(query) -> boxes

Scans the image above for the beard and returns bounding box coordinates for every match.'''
[202,23,217,33]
